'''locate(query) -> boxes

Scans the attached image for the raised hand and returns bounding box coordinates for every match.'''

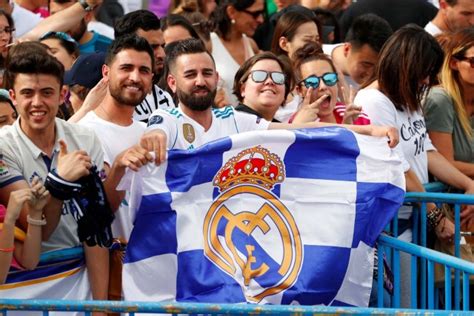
[56,139,92,182]
[292,87,329,123]
[341,85,362,125]
[29,177,50,215]
[4,189,34,225]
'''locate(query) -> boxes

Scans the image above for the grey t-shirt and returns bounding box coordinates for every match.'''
[424,87,474,163]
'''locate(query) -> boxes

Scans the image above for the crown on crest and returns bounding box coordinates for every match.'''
[213,146,285,192]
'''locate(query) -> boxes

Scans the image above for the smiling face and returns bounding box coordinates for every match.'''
[168,52,219,111]
[240,59,286,120]
[10,73,65,137]
[345,43,379,85]
[103,49,153,107]
[298,59,338,122]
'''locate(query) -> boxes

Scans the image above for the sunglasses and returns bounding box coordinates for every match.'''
[457,56,474,68]
[300,72,338,89]
[241,9,265,19]
[248,70,285,85]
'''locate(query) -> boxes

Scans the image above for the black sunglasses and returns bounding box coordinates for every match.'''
[300,72,338,89]
[248,70,285,85]
[241,9,265,19]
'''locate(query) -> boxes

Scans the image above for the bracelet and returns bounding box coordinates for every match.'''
[427,207,443,231]
[44,170,82,200]
[0,246,14,252]
[27,214,47,226]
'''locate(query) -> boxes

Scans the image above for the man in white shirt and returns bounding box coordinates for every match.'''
[141,39,399,163]
[0,43,108,303]
[424,0,474,36]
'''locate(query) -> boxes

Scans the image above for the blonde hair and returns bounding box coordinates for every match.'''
[439,28,474,138]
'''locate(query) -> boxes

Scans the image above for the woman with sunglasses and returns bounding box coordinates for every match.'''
[39,31,79,71]
[425,27,474,179]
[210,0,264,106]
[233,52,293,122]
[289,42,369,125]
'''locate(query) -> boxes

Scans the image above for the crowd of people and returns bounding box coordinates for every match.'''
[0,0,473,310]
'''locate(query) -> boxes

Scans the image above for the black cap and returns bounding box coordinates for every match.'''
[64,52,106,89]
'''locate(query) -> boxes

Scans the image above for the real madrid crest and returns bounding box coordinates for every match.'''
[203,146,303,303]
[183,123,195,143]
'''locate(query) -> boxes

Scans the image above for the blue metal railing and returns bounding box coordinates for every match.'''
[381,189,474,311]
[0,298,473,315]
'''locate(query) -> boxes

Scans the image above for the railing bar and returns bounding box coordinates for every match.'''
[129,313,135,316]
[84,312,91,316]
[428,260,434,309]
[42,311,48,316]
[420,202,427,309]
[454,204,461,311]
[377,244,384,307]
[393,247,400,307]
[462,272,469,311]
[445,266,452,310]
[410,254,418,309]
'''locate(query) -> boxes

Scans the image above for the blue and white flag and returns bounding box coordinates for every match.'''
[0,248,90,315]
[123,127,405,307]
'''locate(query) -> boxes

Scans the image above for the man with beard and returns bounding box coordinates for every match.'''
[49,0,112,53]
[142,39,399,159]
[114,10,175,123]
[78,34,156,300]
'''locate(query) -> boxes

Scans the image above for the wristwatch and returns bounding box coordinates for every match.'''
[79,0,94,12]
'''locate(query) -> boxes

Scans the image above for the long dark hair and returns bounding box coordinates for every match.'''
[374,24,443,112]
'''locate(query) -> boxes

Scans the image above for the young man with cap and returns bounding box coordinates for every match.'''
[0,43,108,303]
[114,10,175,123]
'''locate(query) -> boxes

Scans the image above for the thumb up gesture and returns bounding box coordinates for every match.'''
[56,139,92,182]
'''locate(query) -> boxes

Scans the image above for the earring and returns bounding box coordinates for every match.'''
[231,19,236,24]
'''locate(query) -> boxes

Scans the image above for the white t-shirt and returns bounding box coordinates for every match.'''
[0,118,104,252]
[355,88,435,219]
[88,20,115,39]
[11,2,42,38]
[146,105,270,150]
[133,84,175,123]
[78,111,146,240]
[424,21,442,37]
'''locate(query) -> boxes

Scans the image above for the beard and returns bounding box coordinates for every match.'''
[176,85,216,111]
[109,83,147,107]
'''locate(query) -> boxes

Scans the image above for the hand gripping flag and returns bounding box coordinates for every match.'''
[122,127,405,307]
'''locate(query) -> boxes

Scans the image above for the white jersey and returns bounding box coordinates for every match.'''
[424,21,442,37]
[78,111,146,240]
[133,84,175,123]
[146,105,271,150]
[355,88,435,219]
[0,118,104,252]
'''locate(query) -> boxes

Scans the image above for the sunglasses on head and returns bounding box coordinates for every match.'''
[456,56,474,68]
[300,72,338,89]
[248,70,285,85]
[241,9,265,19]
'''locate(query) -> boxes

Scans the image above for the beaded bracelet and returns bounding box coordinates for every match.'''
[0,246,15,253]
[427,207,443,231]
